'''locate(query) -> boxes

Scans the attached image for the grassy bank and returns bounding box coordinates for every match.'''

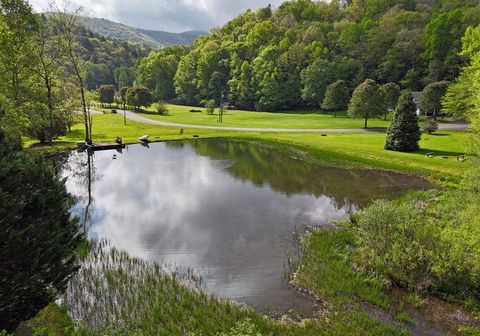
[296,224,480,335]
[23,243,406,336]
[244,131,469,185]
[24,113,468,184]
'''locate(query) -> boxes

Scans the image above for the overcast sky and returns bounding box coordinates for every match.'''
[28,0,284,32]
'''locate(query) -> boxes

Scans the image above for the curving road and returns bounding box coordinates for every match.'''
[96,109,468,133]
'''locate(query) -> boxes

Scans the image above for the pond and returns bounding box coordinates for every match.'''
[60,139,432,315]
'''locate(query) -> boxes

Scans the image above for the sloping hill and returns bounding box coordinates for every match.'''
[78,16,205,48]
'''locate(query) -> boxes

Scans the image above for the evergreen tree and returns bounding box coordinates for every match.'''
[385,91,421,152]
[0,129,82,331]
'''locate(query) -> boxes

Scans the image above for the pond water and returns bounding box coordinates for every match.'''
[60,139,432,315]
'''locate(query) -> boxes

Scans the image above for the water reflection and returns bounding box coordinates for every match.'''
[60,139,432,314]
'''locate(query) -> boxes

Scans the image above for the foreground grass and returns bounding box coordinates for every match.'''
[25,243,405,336]
[104,103,394,129]
[24,113,468,184]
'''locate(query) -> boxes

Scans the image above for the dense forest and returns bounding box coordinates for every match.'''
[132,0,480,111]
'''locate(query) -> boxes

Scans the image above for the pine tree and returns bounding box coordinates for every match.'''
[385,91,421,152]
[0,129,82,331]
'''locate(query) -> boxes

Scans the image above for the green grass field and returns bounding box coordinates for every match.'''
[25,113,469,184]
[247,131,469,185]
[102,103,394,129]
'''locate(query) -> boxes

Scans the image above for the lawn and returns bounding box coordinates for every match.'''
[25,113,469,184]
[245,131,469,185]
[100,103,394,129]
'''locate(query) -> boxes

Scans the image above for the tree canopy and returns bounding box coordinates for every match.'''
[419,80,449,116]
[129,0,480,111]
[126,86,153,111]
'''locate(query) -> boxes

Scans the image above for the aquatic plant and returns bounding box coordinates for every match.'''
[65,240,253,334]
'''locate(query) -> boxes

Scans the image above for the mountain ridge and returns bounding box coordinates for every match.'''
[44,14,206,48]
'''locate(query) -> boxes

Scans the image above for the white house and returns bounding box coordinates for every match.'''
[411,91,422,115]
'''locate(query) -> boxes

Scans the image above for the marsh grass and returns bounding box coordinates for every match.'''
[295,228,390,309]
[65,240,252,335]
[62,240,405,335]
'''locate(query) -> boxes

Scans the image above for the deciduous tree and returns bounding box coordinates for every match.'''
[126,86,152,111]
[321,80,350,117]
[419,81,449,117]
[348,79,385,128]
[380,82,400,120]
[98,84,115,107]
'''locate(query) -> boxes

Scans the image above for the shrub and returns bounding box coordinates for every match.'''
[202,99,215,115]
[156,101,169,115]
[355,200,437,290]
[422,119,438,134]
[355,190,480,305]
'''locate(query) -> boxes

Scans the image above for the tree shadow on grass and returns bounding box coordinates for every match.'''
[424,133,450,137]
[412,148,465,157]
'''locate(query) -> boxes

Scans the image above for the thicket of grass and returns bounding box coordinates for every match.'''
[45,241,405,336]
[354,189,480,312]
[295,228,389,310]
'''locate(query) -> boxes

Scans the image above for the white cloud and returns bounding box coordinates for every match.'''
[27,0,283,32]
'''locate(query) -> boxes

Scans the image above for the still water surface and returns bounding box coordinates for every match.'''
[60,139,432,314]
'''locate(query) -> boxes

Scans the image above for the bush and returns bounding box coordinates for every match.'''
[202,99,215,115]
[156,101,169,115]
[355,200,437,290]
[355,190,480,305]
[422,119,438,134]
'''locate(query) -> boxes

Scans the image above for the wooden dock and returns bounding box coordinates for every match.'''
[77,142,125,152]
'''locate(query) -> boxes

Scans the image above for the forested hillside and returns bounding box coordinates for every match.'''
[77,16,205,49]
[135,0,480,111]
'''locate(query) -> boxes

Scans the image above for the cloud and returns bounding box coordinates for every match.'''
[28,0,283,32]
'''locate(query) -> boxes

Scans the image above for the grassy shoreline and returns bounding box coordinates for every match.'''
[25,113,468,185]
